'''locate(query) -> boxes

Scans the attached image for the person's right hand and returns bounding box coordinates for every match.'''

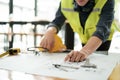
[40,27,57,50]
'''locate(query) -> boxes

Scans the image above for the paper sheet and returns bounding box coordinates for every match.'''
[0,52,120,80]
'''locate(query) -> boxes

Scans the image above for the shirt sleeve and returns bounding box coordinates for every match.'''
[92,0,115,42]
[47,2,66,33]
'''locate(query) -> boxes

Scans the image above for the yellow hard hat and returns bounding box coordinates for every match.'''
[49,34,66,53]
[39,34,66,53]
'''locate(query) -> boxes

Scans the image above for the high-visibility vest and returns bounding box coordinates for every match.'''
[61,0,116,44]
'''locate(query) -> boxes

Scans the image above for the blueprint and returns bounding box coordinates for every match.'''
[0,52,120,80]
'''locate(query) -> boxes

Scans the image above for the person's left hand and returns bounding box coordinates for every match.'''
[64,50,89,62]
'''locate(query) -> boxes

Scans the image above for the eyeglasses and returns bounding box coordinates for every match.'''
[27,47,48,55]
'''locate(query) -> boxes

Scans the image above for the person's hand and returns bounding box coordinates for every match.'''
[64,50,89,62]
[64,36,102,62]
[40,31,55,51]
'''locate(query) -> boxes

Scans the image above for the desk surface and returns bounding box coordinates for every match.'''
[0,52,120,80]
[0,69,67,80]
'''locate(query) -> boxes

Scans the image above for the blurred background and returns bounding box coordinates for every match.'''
[0,0,120,53]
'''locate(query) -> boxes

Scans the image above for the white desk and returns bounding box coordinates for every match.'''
[0,52,120,80]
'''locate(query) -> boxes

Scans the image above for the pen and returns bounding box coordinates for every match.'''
[53,64,79,69]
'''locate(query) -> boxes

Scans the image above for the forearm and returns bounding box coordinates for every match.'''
[93,0,114,42]
[80,36,102,55]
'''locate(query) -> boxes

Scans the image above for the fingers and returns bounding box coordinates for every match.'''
[70,51,78,62]
[40,35,54,50]
[64,50,88,62]
[40,38,48,49]
[40,40,53,50]
[75,51,83,62]
[64,50,74,61]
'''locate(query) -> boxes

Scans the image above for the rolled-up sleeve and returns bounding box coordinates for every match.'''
[92,0,114,42]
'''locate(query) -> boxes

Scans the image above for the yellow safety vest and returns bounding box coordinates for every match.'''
[61,0,115,44]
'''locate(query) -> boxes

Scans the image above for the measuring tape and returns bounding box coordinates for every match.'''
[0,48,20,58]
